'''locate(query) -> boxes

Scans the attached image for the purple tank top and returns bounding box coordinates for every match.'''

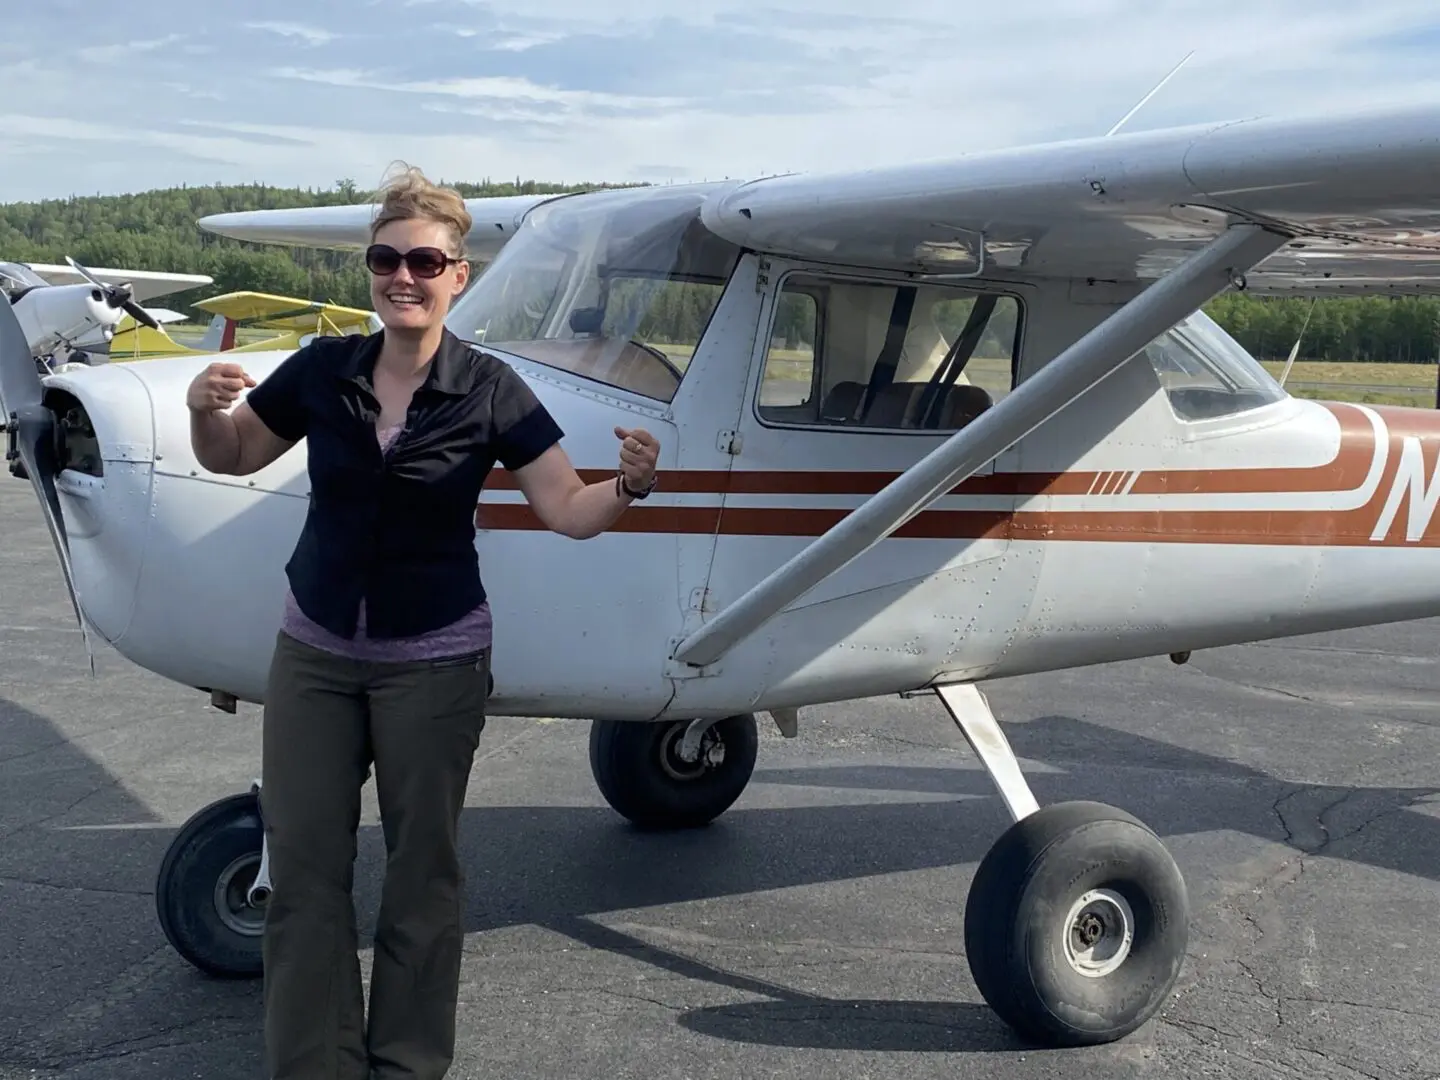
[280,422,493,661]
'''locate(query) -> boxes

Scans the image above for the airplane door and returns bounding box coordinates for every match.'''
[693,260,1028,696]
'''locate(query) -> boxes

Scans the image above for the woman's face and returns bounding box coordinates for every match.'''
[368,216,470,334]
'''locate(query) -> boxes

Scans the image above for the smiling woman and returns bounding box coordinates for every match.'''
[366,165,475,334]
[182,161,661,1079]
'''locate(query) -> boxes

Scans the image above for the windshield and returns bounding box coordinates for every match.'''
[0,261,48,294]
[1141,309,1287,420]
[447,183,743,403]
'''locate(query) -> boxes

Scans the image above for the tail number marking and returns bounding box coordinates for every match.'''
[1371,435,1440,543]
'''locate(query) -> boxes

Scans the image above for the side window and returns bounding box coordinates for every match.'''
[758,288,820,413]
[755,273,1021,431]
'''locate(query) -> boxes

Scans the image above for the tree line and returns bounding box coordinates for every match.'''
[3,179,1439,366]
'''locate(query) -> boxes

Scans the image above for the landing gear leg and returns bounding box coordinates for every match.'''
[589,714,759,829]
[154,783,268,978]
[937,683,1189,1047]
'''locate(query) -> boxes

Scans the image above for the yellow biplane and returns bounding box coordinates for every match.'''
[105,290,379,360]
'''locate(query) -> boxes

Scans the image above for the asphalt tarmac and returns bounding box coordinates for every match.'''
[1,476,1438,1080]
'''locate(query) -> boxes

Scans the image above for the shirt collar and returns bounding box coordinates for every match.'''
[335,327,476,398]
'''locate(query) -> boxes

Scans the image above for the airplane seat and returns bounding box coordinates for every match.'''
[816,381,916,426]
[927,382,993,428]
[816,380,992,429]
[866,382,920,427]
[818,381,866,422]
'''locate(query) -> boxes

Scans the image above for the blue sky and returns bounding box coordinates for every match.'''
[3,0,1440,202]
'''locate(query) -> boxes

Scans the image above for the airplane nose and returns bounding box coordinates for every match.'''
[38,362,156,645]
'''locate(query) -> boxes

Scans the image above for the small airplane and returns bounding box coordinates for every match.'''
[2,259,213,361]
[105,290,381,360]
[6,99,1440,1052]
[0,256,173,369]
[1,256,378,366]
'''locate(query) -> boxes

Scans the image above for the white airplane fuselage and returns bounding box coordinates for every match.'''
[35,250,1440,723]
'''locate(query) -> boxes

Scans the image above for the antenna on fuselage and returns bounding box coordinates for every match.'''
[1105,50,1195,136]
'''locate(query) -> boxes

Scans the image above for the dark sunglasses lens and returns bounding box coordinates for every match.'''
[406,248,448,277]
[365,245,401,275]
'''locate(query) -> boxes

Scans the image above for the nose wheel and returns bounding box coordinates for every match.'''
[154,789,267,978]
[937,683,1189,1047]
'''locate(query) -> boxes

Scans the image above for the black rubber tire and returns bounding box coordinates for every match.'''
[589,714,759,829]
[963,800,1189,1047]
[155,790,267,979]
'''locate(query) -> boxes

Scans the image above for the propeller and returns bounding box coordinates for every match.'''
[0,289,94,670]
[63,255,162,331]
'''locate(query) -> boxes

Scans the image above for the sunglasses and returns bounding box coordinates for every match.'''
[364,244,463,278]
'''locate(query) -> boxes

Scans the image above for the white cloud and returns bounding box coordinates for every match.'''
[75,33,185,65]
[244,21,338,46]
[5,0,1440,202]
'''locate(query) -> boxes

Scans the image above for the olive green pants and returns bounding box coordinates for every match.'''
[258,630,491,1080]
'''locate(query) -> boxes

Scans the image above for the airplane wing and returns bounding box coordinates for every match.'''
[191,290,375,331]
[194,193,562,263]
[695,102,1440,297]
[22,263,213,304]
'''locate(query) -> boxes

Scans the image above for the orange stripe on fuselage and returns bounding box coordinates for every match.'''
[475,403,1440,547]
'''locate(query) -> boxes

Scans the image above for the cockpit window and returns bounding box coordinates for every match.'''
[446,184,743,403]
[1141,309,1287,421]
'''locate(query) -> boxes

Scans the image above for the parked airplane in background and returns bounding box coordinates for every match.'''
[5,100,1440,1052]
[0,256,379,367]
[105,290,381,360]
[0,257,171,369]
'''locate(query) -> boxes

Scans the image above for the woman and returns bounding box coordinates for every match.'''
[185,164,659,1079]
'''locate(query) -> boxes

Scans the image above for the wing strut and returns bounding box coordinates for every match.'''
[670,222,1291,669]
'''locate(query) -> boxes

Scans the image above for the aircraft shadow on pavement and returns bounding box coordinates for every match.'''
[6,690,1440,1065]
[432,712,1440,1053]
[745,712,1440,881]
[0,693,263,1074]
[550,915,1021,1054]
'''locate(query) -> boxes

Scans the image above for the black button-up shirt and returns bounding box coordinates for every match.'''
[246,327,564,639]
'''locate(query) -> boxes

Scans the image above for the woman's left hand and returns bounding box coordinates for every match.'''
[615,426,659,492]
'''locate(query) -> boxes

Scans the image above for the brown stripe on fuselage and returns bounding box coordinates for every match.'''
[474,402,1440,547]
[482,402,1373,499]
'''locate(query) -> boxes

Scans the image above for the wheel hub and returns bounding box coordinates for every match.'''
[1062,888,1134,978]
[213,853,267,937]
[660,721,725,780]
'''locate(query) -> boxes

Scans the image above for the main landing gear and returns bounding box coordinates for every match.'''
[936,682,1189,1047]
[587,693,1187,1047]
[588,714,760,829]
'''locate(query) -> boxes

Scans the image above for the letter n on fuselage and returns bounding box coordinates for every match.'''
[1371,435,1440,543]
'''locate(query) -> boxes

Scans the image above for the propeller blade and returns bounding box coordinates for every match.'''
[122,299,161,330]
[63,254,106,292]
[0,291,94,666]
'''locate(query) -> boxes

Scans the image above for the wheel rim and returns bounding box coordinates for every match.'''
[1062,888,1134,978]
[213,853,266,937]
[658,721,726,781]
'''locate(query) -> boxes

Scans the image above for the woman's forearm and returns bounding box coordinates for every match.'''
[555,476,635,539]
[190,408,241,474]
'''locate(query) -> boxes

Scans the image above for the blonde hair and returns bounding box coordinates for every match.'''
[369,162,472,258]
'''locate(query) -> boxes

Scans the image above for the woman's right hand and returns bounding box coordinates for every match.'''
[187,361,256,413]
